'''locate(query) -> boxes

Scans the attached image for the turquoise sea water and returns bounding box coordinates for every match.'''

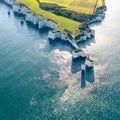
[0,0,120,120]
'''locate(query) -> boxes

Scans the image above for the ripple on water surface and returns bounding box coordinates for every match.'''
[0,1,120,120]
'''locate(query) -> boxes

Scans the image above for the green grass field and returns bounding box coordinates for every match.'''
[66,0,98,14]
[40,0,105,14]
[97,0,105,7]
[16,0,105,37]
[40,0,73,7]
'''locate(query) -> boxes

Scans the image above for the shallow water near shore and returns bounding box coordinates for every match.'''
[0,0,120,119]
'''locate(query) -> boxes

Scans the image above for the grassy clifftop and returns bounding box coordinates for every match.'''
[15,0,105,37]
[40,0,105,14]
[16,0,81,36]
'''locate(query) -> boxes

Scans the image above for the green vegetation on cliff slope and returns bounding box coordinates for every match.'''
[16,0,105,37]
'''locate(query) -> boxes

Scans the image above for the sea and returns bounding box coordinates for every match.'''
[0,0,120,119]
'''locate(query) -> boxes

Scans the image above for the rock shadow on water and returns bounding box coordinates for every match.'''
[46,38,74,53]
[13,12,25,22]
[86,67,95,83]
[71,57,86,73]
[89,21,103,27]
[81,67,95,88]
[39,27,52,34]
[81,70,86,88]
[71,58,95,88]
[78,37,95,49]
[13,13,28,26]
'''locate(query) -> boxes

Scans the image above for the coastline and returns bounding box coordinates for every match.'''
[2,0,107,59]
[1,0,120,119]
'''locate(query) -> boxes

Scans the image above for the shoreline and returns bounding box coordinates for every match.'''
[2,0,107,63]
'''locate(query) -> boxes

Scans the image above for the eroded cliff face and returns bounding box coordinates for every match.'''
[4,0,95,40]
[3,0,106,51]
[3,0,106,67]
